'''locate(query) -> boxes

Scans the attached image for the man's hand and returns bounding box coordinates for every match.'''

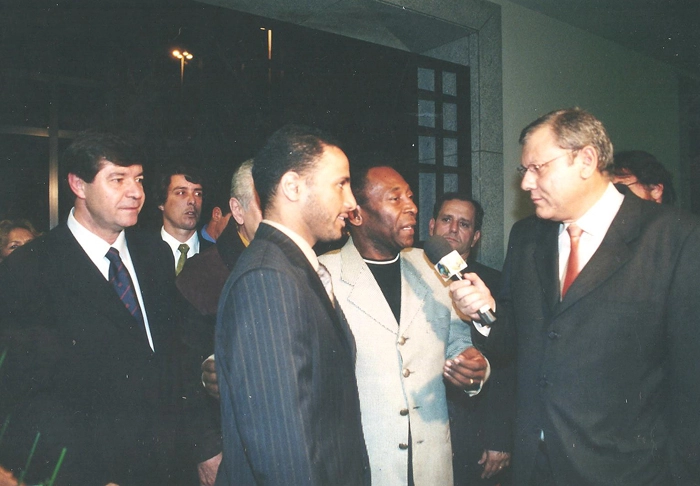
[449,273,496,322]
[201,355,219,399]
[443,346,488,390]
[198,452,222,486]
[479,450,511,479]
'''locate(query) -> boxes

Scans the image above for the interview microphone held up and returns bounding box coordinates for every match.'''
[424,235,496,325]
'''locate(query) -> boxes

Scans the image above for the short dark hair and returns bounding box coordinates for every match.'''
[348,152,401,207]
[613,150,676,205]
[519,107,614,173]
[154,164,204,207]
[432,193,484,232]
[62,131,143,183]
[253,125,341,213]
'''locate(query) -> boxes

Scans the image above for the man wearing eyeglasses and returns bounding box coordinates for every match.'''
[450,107,700,485]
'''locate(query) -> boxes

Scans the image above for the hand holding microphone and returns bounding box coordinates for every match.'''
[424,235,497,325]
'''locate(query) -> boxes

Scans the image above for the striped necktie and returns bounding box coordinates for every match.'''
[105,247,144,324]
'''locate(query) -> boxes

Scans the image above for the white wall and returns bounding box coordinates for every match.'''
[492,0,680,247]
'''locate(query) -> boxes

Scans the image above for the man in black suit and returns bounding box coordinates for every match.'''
[451,108,700,485]
[215,125,370,485]
[428,193,513,485]
[0,132,215,485]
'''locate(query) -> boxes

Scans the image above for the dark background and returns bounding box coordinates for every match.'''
[0,0,431,231]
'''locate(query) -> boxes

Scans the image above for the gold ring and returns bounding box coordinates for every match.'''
[469,378,474,385]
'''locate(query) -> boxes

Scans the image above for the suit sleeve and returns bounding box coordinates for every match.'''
[666,223,700,483]
[0,244,68,400]
[446,309,473,361]
[473,227,520,367]
[216,267,321,485]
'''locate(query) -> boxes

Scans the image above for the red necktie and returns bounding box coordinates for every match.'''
[562,223,583,298]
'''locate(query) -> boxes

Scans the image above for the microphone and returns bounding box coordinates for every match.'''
[424,235,496,325]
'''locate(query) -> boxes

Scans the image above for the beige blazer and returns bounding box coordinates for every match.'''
[320,239,472,486]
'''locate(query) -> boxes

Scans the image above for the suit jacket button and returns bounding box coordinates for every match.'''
[399,443,409,450]
[400,408,409,416]
[402,369,411,378]
[548,330,559,339]
[538,376,550,387]
[398,336,407,345]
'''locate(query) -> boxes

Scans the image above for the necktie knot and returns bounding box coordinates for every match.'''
[106,247,121,264]
[176,243,190,275]
[567,223,583,240]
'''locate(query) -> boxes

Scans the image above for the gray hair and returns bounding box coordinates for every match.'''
[230,159,255,209]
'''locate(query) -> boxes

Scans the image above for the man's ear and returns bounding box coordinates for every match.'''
[428,218,436,236]
[471,230,482,248]
[577,145,598,179]
[279,171,302,202]
[211,207,223,221]
[649,184,664,203]
[347,207,363,227]
[229,198,245,225]
[67,173,87,199]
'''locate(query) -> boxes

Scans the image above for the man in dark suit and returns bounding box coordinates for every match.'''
[214,125,370,485]
[451,108,700,485]
[0,132,215,485]
[428,193,513,485]
[175,159,262,483]
[155,164,212,274]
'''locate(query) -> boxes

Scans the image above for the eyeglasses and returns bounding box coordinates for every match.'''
[517,151,576,178]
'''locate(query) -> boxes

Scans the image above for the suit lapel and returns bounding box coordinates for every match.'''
[557,196,639,313]
[259,224,355,354]
[54,226,150,342]
[398,252,430,333]
[533,219,561,314]
[340,239,399,335]
[127,232,165,353]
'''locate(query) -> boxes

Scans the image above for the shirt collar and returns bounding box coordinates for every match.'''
[263,219,319,270]
[563,182,624,237]
[160,226,199,250]
[67,207,128,259]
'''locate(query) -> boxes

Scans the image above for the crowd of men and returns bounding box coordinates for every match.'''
[0,108,697,486]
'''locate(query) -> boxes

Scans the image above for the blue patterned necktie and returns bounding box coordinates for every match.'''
[106,247,144,324]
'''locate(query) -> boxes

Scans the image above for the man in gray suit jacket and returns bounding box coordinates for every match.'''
[451,108,700,485]
[319,162,488,485]
[215,125,370,485]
